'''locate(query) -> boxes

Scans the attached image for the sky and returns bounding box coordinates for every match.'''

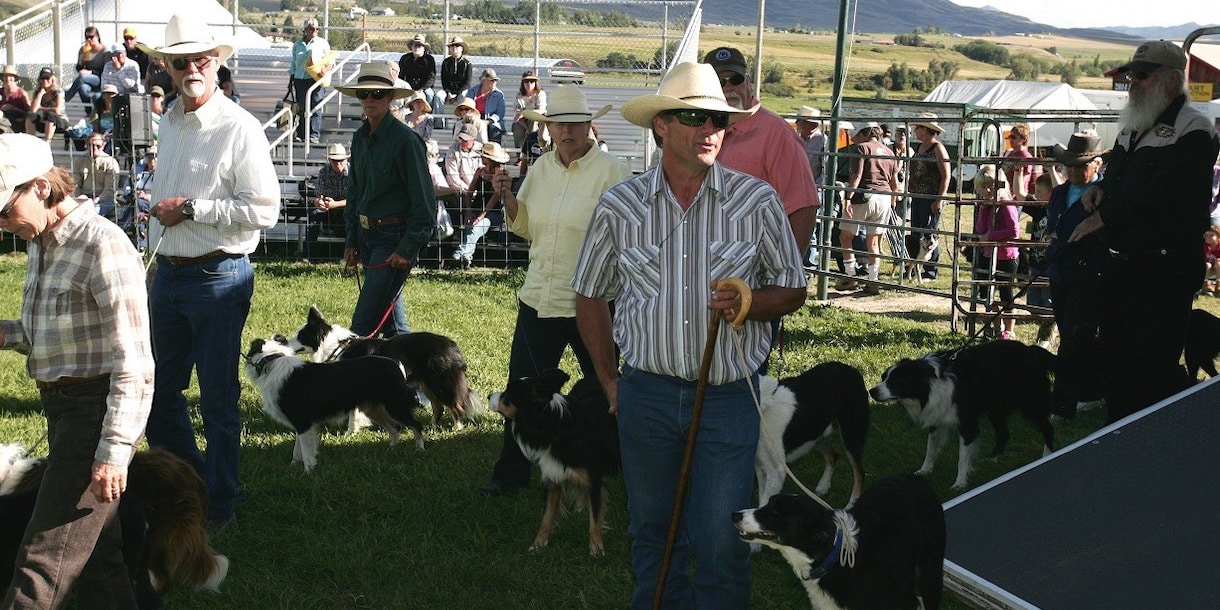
[948,0,1220,30]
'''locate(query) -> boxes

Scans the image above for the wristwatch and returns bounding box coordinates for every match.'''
[182,198,195,219]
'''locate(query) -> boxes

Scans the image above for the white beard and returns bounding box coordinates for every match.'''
[181,79,207,100]
[1119,74,1178,133]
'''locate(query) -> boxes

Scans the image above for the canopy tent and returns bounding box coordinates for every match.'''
[923,80,1116,148]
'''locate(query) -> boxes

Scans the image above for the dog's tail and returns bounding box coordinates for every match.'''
[126,450,229,594]
[0,444,44,496]
[461,384,487,421]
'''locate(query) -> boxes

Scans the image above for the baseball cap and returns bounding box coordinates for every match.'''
[703,47,748,75]
[0,134,54,215]
[38,67,53,80]
[122,27,137,38]
[1106,40,1187,76]
[457,122,479,141]
[149,85,165,97]
[109,43,125,55]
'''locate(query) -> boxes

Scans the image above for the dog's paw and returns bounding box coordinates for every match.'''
[528,540,549,553]
[588,542,606,556]
[950,478,969,490]
[814,482,831,496]
[915,466,933,476]
[414,437,425,451]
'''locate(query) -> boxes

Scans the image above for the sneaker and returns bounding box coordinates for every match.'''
[834,278,859,291]
[309,135,320,144]
[920,271,937,280]
[855,266,869,277]
[999,330,1016,341]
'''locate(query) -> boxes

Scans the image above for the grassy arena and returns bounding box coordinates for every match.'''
[0,255,1184,608]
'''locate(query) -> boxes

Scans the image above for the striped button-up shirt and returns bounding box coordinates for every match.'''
[571,163,807,384]
[508,147,630,318]
[0,203,154,465]
[148,89,281,257]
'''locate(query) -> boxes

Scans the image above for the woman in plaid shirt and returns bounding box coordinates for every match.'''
[0,133,154,607]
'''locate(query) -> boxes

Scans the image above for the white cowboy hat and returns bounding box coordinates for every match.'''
[910,112,944,134]
[137,14,234,63]
[0,133,54,215]
[480,141,510,164]
[406,91,432,114]
[621,62,757,129]
[795,106,822,122]
[334,63,413,100]
[522,85,610,124]
[326,143,350,160]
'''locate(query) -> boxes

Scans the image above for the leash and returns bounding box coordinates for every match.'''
[344,260,405,339]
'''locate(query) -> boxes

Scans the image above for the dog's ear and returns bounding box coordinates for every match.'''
[249,338,266,355]
[539,368,570,391]
[308,305,325,323]
[272,334,290,345]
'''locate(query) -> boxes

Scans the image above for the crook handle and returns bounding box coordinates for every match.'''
[713,277,753,331]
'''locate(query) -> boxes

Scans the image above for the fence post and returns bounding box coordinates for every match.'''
[533,0,540,72]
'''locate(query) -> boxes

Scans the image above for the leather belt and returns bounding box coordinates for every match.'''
[359,214,406,229]
[161,250,242,266]
[36,374,110,391]
[1107,248,1167,262]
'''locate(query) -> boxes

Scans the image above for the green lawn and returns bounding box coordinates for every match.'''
[0,254,1165,608]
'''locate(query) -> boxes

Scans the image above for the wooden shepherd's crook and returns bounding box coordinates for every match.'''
[652,277,752,609]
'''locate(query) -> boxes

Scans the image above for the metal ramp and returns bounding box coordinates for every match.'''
[942,377,1220,609]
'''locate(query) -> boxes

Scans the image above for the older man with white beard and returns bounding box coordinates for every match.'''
[1070,40,1220,423]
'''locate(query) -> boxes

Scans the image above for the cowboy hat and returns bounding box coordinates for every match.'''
[137,13,234,63]
[326,143,350,160]
[409,34,429,49]
[406,91,432,114]
[795,105,822,123]
[452,97,478,117]
[1051,130,1109,167]
[0,133,54,215]
[480,68,499,81]
[910,113,944,134]
[446,36,468,53]
[0,65,18,79]
[522,85,610,124]
[480,141,510,164]
[621,62,757,129]
[334,62,413,100]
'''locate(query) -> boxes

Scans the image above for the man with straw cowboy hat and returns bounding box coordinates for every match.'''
[571,62,807,608]
[137,13,280,535]
[335,62,434,337]
[478,85,631,497]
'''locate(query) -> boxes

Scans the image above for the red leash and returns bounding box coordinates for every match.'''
[346,260,404,339]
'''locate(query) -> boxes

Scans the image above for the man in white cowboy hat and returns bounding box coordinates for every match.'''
[303,142,352,262]
[572,62,807,608]
[1069,40,1220,423]
[335,62,434,337]
[399,33,439,113]
[289,17,330,143]
[137,13,280,534]
[440,36,471,105]
[477,84,630,496]
[795,105,826,185]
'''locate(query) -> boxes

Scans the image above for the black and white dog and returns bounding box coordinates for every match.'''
[870,340,1056,489]
[756,362,869,507]
[287,305,484,429]
[1186,308,1220,379]
[489,369,621,556]
[733,475,945,610]
[1,444,229,608]
[243,338,425,472]
[904,234,940,282]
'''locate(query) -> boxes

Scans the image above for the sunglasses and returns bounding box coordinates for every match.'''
[170,55,214,71]
[123,36,135,41]
[354,89,390,100]
[718,73,746,87]
[664,110,730,129]
[1126,68,1162,82]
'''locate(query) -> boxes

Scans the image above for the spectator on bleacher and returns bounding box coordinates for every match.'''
[304,143,351,262]
[511,70,547,170]
[89,84,117,136]
[404,91,433,141]
[75,132,121,220]
[445,122,483,193]
[290,17,330,144]
[64,25,107,104]
[440,36,471,106]
[100,44,140,96]
[451,98,488,144]
[399,34,439,113]
[0,65,31,132]
[466,68,506,143]
[26,68,67,141]
[145,56,174,103]
[122,145,156,235]
[479,85,629,496]
[449,142,510,268]
[218,65,239,105]
[383,60,411,123]
[122,27,150,80]
[424,138,459,199]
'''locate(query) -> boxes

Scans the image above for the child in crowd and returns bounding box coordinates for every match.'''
[1203,226,1220,296]
[1026,173,1057,347]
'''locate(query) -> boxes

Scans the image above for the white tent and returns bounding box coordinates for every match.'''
[923,80,1117,148]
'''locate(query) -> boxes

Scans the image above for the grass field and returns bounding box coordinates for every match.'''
[0,253,1163,608]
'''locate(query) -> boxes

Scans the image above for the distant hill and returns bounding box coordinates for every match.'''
[1102,23,1220,41]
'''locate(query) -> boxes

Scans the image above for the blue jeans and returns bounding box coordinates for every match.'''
[453,210,502,261]
[421,87,442,115]
[64,72,100,104]
[145,254,253,522]
[351,225,411,337]
[293,76,324,139]
[618,366,759,610]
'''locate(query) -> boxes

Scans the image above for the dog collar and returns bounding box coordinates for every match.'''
[253,353,285,375]
[806,527,843,580]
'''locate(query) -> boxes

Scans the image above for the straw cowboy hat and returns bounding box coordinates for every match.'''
[795,105,822,123]
[621,62,757,129]
[137,14,234,63]
[334,63,413,100]
[480,141,511,164]
[452,97,478,117]
[326,143,350,160]
[0,65,20,79]
[522,85,610,124]
[406,91,432,113]
[409,34,429,49]
[1051,130,1110,167]
[446,36,468,53]
[910,113,944,134]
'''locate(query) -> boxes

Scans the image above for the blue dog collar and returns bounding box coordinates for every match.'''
[806,527,843,580]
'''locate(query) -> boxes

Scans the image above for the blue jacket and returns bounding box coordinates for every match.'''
[1045,183,1104,286]
[465,84,506,133]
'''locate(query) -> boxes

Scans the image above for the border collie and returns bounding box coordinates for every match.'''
[489,369,620,556]
[734,474,945,610]
[1,445,228,608]
[243,338,425,472]
[287,305,485,429]
[756,362,869,507]
[904,234,939,282]
[869,340,1055,489]
[1186,308,1220,379]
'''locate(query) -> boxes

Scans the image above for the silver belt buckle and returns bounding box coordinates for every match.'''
[359,214,370,229]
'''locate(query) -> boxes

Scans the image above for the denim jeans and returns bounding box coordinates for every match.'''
[421,87,441,115]
[145,254,253,522]
[907,195,942,278]
[453,210,502,261]
[293,76,324,139]
[351,225,411,337]
[618,366,759,610]
[65,72,100,104]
